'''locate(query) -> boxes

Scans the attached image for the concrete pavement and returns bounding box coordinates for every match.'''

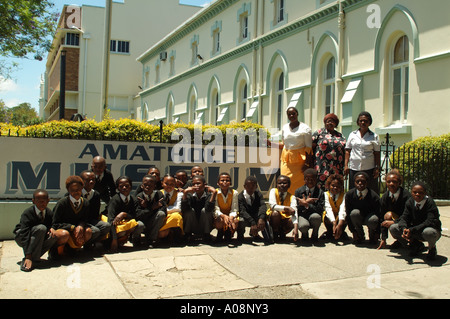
[1,206,449,300]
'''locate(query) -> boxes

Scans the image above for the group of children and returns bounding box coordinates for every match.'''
[13,156,442,272]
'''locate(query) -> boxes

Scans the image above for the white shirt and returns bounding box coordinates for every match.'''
[324,193,346,222]
[346,129,381,171]
[34,205,45,219]
[415,196,428,210]
[282,122,312,150]
[243,190,255,206]
[357,188,369,199]
[215,189,239,218]
[268,188,298,224]
[165,190,183,213]
[82,188,94,201]
[69,195,81,207]
[119,193,131,203]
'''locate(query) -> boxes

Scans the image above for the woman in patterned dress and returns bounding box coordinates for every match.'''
[312,114,347,189]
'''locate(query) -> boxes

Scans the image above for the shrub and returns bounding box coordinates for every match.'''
[391,133,450,199]
[0,118,270,146]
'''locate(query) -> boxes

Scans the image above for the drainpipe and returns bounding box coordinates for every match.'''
[337,0,346,119]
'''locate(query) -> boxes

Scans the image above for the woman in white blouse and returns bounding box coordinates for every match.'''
[344,112,381,193]
[272,107,313,194]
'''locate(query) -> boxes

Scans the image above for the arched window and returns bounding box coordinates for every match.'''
[324,56,335,115]
[276,72,284,129]
[392,35,409,122]
[241,83,248,122]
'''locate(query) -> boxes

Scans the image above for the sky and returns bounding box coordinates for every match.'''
[0,0,211,112]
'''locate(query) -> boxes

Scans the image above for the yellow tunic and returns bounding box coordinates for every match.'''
[322,191,344,222]
[267,188,294,219]
[160,189,184,234]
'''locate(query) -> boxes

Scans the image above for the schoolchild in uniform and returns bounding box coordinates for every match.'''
[267,175,297,241]
[159,174,184,243]
[14,190,60,272]
[136,175,167,248]
[389,181,442,260]
[345,171,381,246]
[214,172,240,242]
[181,175,217,243]
[174,170,189,189]
[52,176,94,254]
[237,176,274,245]
[294,169,325,242]
[183,165,205,189]
[91,156,116,204]
[79,170,111,247]
[107,176,145,252]
[377,170,411,250]
[322,174,348,241]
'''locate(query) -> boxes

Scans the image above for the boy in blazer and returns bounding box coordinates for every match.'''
[294,169,325,242]
[14,190,60,272]
[389,181,442,260]
[91,156,117,204]
[136,175,167,247]
[80,170,111,247]
[181,175,216,243]
[237,176,274,245]
[377,170,411,250]
[345,171,381,245]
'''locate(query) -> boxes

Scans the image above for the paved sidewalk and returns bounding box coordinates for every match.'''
[1,206,449,300]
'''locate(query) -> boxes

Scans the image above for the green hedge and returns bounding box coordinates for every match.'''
[0,118,270,146]
[391,133,450,199]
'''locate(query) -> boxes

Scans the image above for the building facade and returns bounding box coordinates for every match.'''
[40,0,201,121]
[137,0,450,145]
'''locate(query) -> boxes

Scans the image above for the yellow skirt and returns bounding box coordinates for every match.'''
[160,212,184,234]
[280,147,312,194]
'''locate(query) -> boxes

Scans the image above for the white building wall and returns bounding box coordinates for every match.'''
[138,0,450,144]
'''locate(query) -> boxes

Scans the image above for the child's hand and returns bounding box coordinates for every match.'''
[257,219,266,232]
[152,198,164,210]
[284,207,295,216]
[137,197,147,208]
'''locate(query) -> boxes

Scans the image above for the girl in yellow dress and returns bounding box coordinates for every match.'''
[323,174,348,241]
[159,175,184,242]
[214,172,239,241]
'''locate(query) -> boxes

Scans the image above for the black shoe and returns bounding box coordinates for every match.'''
[427,247,437,260]
[409,240,426,256]
[390,240,402,249]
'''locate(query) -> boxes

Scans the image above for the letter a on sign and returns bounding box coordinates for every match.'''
[66,5,81,29]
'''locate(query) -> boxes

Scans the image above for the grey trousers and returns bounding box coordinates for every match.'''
[298,213,322,238]
[183,208,213,235]
[142,211,166,241]
[389,223,441,248]
[87,220,111,244]
[350,209,380,239]
[15,225,57,261]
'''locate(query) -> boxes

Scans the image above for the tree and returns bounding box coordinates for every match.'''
[9,102,42,126]
[0,0,58,77]
[0,99,11,123]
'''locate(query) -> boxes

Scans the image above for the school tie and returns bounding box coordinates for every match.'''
[74,201,79,209]
[250,195,255,205]
[124,197,129,206]
[165,192,171,204]
[358,192,364,200]
[416,203,421,211]
[39,211,45,222]
[391,194,396,204]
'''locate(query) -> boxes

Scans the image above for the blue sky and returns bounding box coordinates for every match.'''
[0,0,211,112]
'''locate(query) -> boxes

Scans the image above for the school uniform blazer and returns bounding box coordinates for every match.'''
[294,186,325,219]
[52,197,90,231]
[344,188,381,217]
[85,190,102,223]
[14,206,54,254]
[135,191,167,222]
[93,169,117,204]
[380,187,411,219]
[237,190,267,226]
[397,197,442,235]
[181,191,216,216]
[107,194,140,240]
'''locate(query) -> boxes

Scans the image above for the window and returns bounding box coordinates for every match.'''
[241,84,248,122]
[64,33,79,46]
[191,41,199,65]
[110,40,130,54]
[392,35,409,122]
[324,57,336,115]
[213,29,221,55]
[276,73,284,129]
[276,0,285,24]
[240,14,249,41]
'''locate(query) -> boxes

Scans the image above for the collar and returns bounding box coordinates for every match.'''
[96,172,104,181]
[82,188,94,199]
[193,191,207,199]
[69,195,80,205]
[357,189,369,198]
[415,197,428,210]
[34,205,45,217]
[389,189,401,200]
[120,193,130,203]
